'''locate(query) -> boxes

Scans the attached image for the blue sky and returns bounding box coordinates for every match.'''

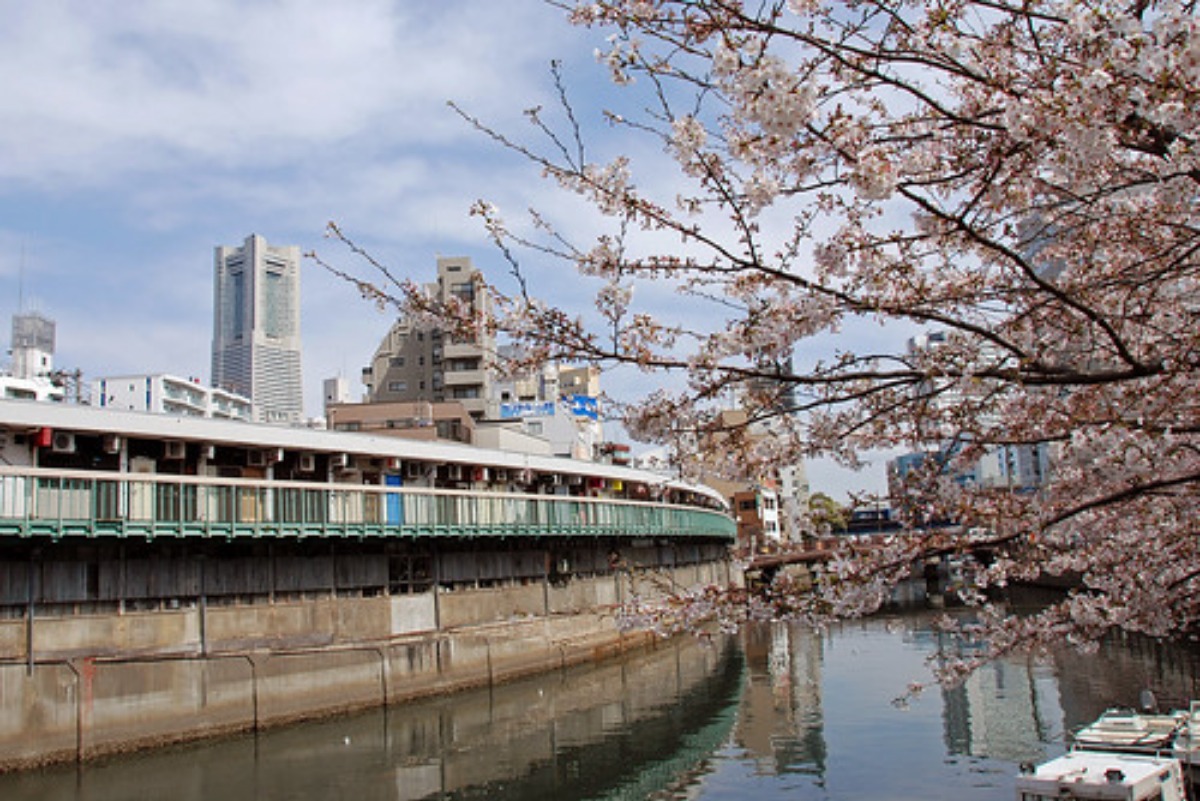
[0,0,888,500]
[0,2,600,402]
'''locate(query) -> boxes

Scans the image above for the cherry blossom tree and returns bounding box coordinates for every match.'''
[320,0,1200,673]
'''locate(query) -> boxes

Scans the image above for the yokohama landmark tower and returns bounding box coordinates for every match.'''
[211,234,303,424]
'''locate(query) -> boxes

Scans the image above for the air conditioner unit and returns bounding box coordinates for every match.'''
[163,441,185,460]
[446,464,463,481]
[298,453,316,473]
[51,431,76,454]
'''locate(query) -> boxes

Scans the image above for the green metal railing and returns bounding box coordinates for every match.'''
[0,467,736,542]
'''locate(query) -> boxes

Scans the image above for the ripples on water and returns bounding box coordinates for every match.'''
[4,596,1200,800]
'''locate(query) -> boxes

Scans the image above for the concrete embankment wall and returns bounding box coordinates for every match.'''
[0,613,652,771]
[0,562,730,772]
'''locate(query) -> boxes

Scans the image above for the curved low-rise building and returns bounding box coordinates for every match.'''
[0,399,736,770]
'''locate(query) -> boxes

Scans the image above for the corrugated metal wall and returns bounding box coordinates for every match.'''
[0,538,728,613]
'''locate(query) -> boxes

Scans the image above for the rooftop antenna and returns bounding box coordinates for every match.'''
[17,241,25,313]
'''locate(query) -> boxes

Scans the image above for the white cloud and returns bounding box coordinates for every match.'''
[0,1,574,186]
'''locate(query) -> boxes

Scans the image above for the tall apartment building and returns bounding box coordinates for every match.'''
[363,256,493,419]
[211,234,304,425]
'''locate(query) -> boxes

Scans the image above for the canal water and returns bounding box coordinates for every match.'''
[4,599,1199,800]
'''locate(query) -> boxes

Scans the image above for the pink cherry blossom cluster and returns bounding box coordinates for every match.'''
[320,0,1200,677]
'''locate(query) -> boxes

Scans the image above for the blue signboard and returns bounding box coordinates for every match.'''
[499,401,555,419]
[568,395,598,420]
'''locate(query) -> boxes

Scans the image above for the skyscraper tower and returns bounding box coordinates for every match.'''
[211,234,303,424]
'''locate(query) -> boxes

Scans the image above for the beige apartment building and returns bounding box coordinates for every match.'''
[326,400,475,444]
[362,257,494,419]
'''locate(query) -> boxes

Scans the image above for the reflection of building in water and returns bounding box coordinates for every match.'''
[389,635,745,800]
[907,609,1062,763]
[736,622,827,776]
[942,658,1063,764]
[934,601,1200,764]
[1052,630,1200,732]
[936,590,1200,762]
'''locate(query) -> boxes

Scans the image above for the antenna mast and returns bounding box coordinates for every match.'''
[17,241,26,312]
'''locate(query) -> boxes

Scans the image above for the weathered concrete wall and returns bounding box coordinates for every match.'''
[205,602,336,652]
[384,637,442,697]
[0,624,21,662]
[256,649,383,726]
[0,662,77,768]
[0,614,653,772]
[0,561,726,772]
[19,610,200,660]
[548,574,619,613]
[437,583,545,629]
[82,656,254,758]
[390,593,436,635]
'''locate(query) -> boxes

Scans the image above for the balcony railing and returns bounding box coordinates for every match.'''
[0,467,736,542]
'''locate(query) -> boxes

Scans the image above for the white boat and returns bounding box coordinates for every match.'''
[1015,751,1189,801]
[1074,708,1187,754]
[1173,703,1200,770]
[1072,702,1200,782]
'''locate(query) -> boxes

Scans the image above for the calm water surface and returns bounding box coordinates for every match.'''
[4,601,1199,800]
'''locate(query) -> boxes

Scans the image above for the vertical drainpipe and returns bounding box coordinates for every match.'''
[118,543,127,615]
[26,440,40,676]
[542,546,551,617]
[64,659,85,763]
[267,542,275,604]
[26,549,37,676]
[432,551,443,677]
[432,551,441,631]
[330,542,339,642]
[198,553,208,657]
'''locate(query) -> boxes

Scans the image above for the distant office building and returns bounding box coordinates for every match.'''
[974,442,1051,491]
[323,376,353,409]
[363,256,493,419]
[558,364,600,399]
[887,330,1053,509]
[93,373,253,420]
[2,311,65,402]
[211,234,303,424]
[486,347,603,459]
[482,395,602,460]
[10,312,55,380]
